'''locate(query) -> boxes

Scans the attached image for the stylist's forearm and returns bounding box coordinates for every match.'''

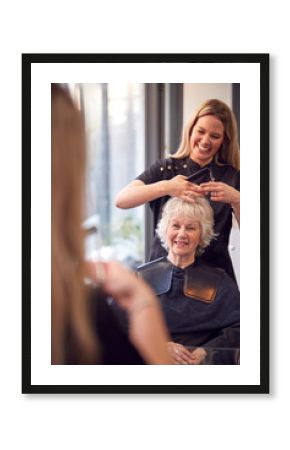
[115,181,168,209]
[129,304,172,364]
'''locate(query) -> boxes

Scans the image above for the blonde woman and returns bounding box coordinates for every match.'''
[51,84,171,365]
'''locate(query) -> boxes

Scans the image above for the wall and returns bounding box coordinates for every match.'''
[183,83,232,123]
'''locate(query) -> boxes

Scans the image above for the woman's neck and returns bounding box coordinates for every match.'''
[167,252,195,269]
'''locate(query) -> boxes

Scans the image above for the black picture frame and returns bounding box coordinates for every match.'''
[22,53,269,394]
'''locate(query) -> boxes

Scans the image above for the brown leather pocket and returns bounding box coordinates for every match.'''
[184,266,223,303]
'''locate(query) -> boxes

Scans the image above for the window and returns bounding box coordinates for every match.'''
[69,83,145,269]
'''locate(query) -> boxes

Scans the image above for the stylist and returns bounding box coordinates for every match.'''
[115,99,240,280]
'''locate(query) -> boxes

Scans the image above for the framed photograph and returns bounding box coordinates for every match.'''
[22,53,269,394]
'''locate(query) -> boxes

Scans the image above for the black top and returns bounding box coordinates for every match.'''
[66,289,145,365]
[136,156,240,280]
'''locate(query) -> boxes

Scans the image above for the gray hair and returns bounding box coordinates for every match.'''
[156,197,217,255]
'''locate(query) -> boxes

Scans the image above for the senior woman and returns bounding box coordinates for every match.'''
[137,196,240,365]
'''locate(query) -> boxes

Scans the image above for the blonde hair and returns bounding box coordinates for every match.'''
[51,84,98,364]
[172,99,240,170]
[156,197,217,255]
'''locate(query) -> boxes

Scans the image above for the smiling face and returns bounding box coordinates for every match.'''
[189,115,225,166]
[166,216,201,267]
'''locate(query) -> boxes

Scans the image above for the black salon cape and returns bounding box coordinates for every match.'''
[66,289,144,365]
[136,156,240,280]
[138,258,240,364]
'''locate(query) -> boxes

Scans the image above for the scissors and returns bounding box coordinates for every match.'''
[187,167,215,183]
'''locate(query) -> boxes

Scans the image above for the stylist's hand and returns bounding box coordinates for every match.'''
[167,341,194,365]
[199,181,240,205]
[89,260,157,313]
[166,175,204,202]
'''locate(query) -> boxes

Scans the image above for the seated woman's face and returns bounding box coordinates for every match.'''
[166,216,201,259]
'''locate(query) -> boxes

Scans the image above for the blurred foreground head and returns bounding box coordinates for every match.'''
[51,84,97,364]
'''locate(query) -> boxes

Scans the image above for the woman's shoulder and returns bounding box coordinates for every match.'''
[213,159,239,175]
[191,260,237,287]
[140,157,176,176]
[212,160,239,187]
[188,261,239,304]
[143,157,189,180]
[137,257,173,295]
[142,155,191,174]
[157,156,185,170]
[196,262,240,296]
[137,256,170,274]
